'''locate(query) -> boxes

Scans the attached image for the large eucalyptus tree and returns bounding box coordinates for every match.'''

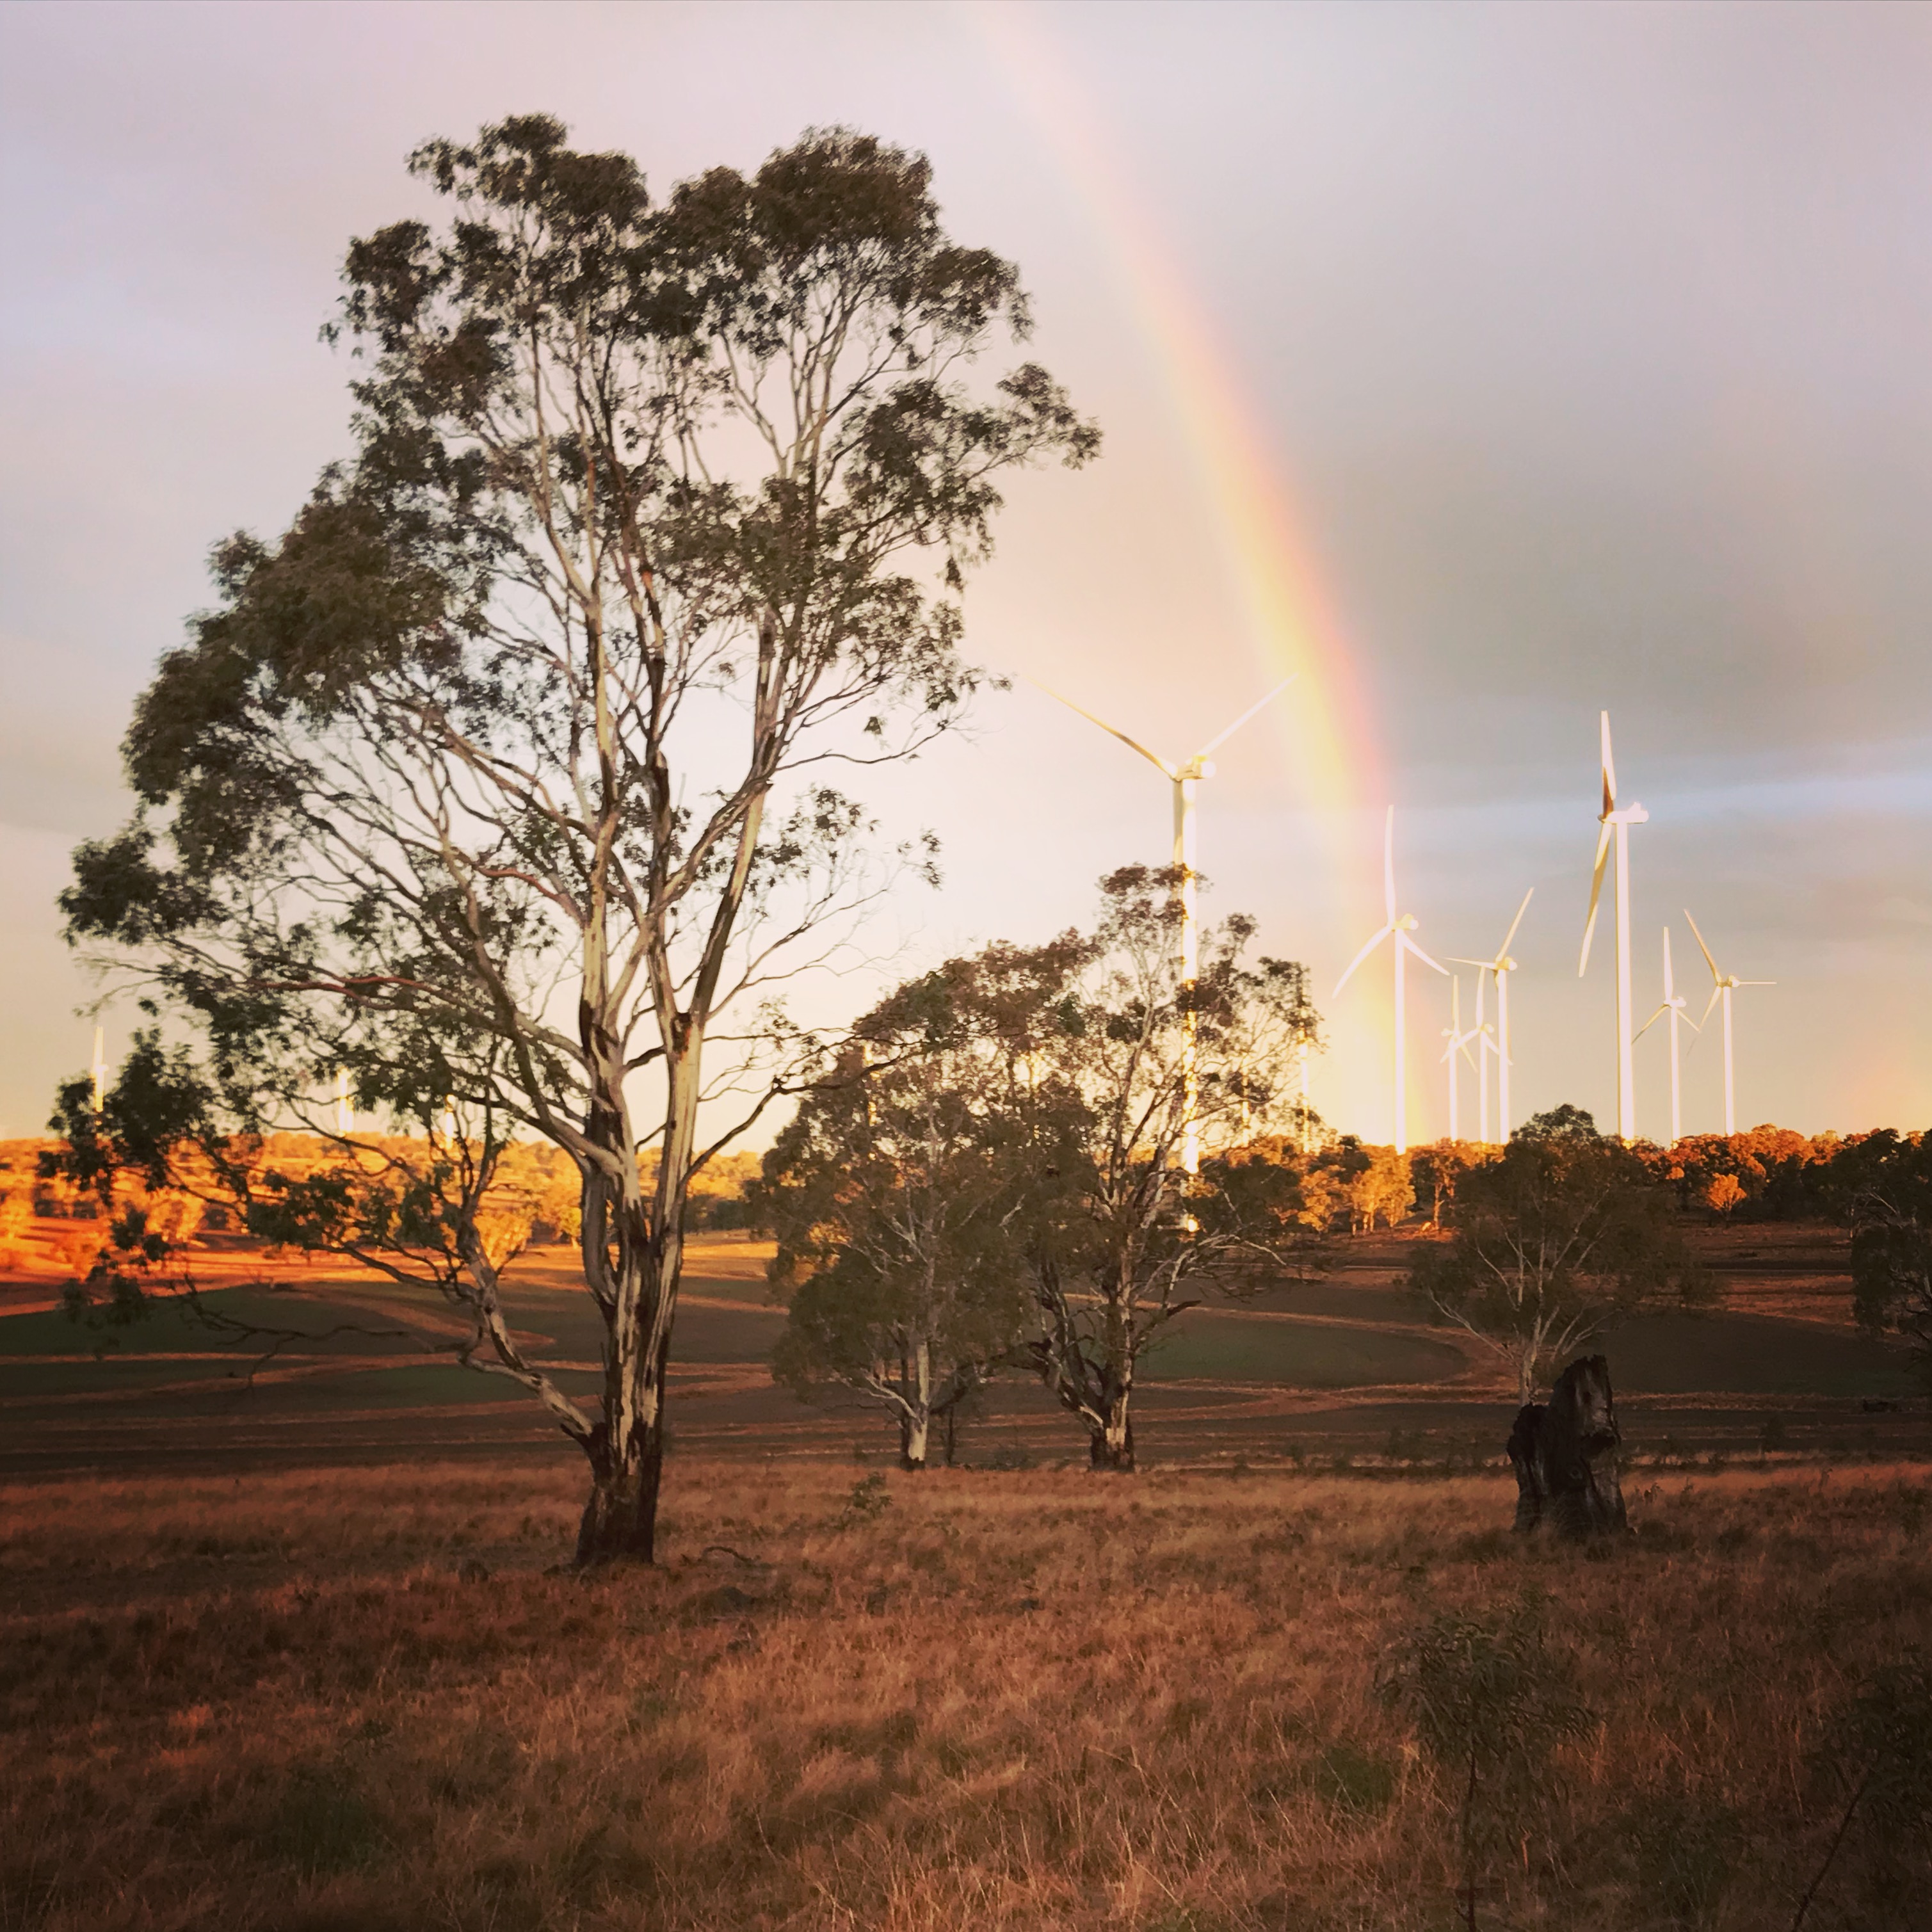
[60,117,1095,1561]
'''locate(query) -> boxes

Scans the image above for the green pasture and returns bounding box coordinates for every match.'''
[1143,1315,1463,1387]
[0,1287,407,1358]
[1608,1310,1913,1399]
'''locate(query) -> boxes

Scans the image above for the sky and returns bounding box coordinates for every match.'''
[1,0,1929,1146]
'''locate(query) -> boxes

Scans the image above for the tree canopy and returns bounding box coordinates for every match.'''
[758,869,1322,1469]
[51,116,1096,1561]
[1411,1106,1706,1400]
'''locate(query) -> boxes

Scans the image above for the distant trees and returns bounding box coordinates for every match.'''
[1652,1126,1824,1219]
[47,116,1095,1563]
[762,868,1321,1470]
[1410,1140,1494,1230]
[1410,1107,1707,1399]
[1347,1145,1415,1232]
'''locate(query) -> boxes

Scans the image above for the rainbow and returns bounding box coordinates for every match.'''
[971,3,1399,1132]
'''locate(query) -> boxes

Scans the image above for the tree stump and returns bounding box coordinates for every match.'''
[1508,1353,1627,1536]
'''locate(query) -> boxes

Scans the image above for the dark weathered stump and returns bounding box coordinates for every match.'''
[1508,1354,1627,1537]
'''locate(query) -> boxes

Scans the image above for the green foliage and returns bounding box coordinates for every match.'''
[1515,1103,1602,1142]
[49,114,1096,1552]
[837,1474,892,1525]
[1411,1110,1706,1399]
[1833,1132,1932,1393]
[1609,1781,1739,1927]
[1794,1659,1932,1928]
[1378,1595,1591,1783]
[761,874,1321,1470]
[1380,1595,1591,1929]
[759,939,1087,1461]
[260,1766,387,1878]
[1307,1741,1398,1815]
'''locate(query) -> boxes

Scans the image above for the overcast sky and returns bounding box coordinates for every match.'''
[2,0,1928,1143]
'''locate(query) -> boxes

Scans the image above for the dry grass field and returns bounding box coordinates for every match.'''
[4,1458,1929,1932]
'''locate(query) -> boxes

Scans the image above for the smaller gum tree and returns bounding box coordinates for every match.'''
[755,869,1323,1470]
[756,939,1088,1467]
[1409,1104,1707,1401]
[1008,868,1320,1469]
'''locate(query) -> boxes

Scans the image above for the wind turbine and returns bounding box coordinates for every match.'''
[1578,712,1648,1142]
[1682,911,1773,1136]
[1449,887,1533,1144]
[1334,806,1447,1155]
[1037,672,1298,1173]
[334,1068,354,1136]
[1635,927,1698,1146]
[90,1026,107,1114]
[1440,976,1479,1142]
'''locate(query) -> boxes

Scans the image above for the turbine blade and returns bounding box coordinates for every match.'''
[1634,1003,1670,1040]
[1698,986,1721,1029]
[1737,979,1776,986]
[1683,908,1721,983]
[1662,926,1675,999]
[1029,678,1174,775]
[1383,805,1396,924]
[1458,1037,1479,1070]
[1600,711,1617,812]
[1579,825,1612,974]
[1333,925,1394,999]
[1447,958,1499,972]
[1196,673,1298,757]
[1401,932,1449,976]
[1498,887,1534,962]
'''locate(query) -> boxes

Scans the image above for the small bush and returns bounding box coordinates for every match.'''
[1307,1741,1397,1815]
[258,1766,385,1878]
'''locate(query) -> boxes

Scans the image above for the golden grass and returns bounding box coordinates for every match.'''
[3,1458,1928,1931]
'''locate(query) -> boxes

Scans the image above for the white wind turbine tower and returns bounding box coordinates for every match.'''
[1440,976,1478,1142]
[1450,888,1533,1144]
[1634,927,1698,1146]
[90,1026,107,1113]
[1038,673,1298,1173]
[1683,910,1774,1137]
[1578,713,1648,1142]
[1334,806,1447,1155]
[334,1069,354,1136]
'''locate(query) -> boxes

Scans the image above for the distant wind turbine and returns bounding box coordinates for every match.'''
[1037,673,1298,1173]
[1635,926,1698,1146]
[1449,887,1533,1144]
[1682,911,1773,1137]
[90,1026,106,1114]
[1334,806,1447,1155]
[335,1068,354,1136]
[1440,976,1479,1143]
[1578,713,1648,1142]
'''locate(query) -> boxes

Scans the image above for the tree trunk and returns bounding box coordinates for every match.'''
[574,1326,670,1564]
[573,1040,695,1565]
[1089,1392,1134,1471]
[898,1337,933,1471]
